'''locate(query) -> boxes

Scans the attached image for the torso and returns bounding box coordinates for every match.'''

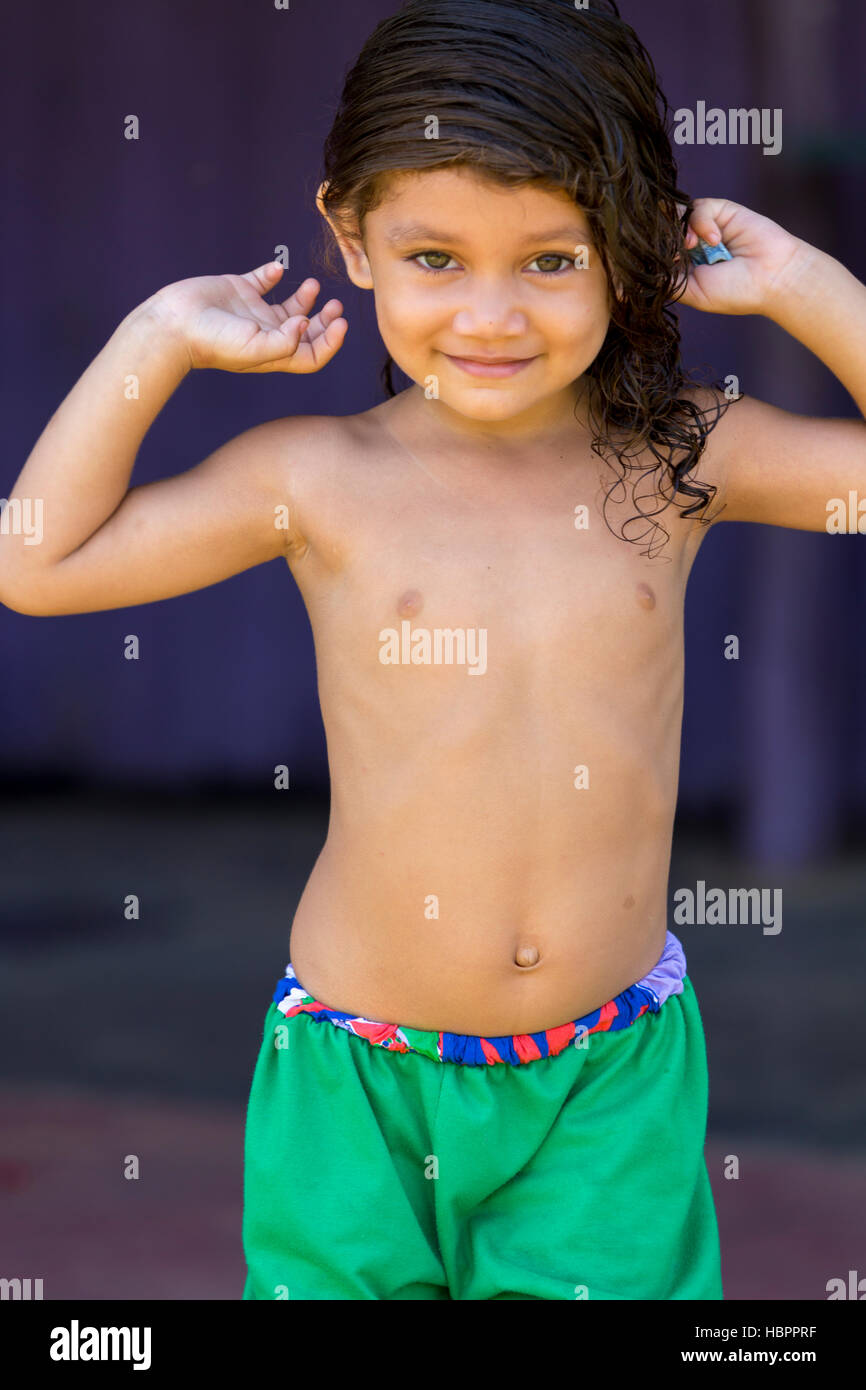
[279,387,719,1034]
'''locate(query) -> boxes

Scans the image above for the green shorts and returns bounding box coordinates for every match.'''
[241,963,722,1300]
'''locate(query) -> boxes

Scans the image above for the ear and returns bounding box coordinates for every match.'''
[607,266,625,307]
[316,180,374,290]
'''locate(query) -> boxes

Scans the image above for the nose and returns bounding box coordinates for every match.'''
[451,279,529,337]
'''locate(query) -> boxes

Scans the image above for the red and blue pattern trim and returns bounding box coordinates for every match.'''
[272,930,686,1067]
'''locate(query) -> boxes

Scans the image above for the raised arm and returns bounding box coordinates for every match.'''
[676,199,866,533]
[699,393,866,532]
[0,263,347,614]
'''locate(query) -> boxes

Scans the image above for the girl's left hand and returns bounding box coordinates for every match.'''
[674,198,810,316]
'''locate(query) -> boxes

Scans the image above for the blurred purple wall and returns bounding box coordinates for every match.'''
[1,0,865,861]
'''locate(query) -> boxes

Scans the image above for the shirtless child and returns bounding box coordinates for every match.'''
[3,0,865,1300]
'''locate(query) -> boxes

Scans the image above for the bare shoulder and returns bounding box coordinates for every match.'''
[264,409,379,498]
[259,408,382,562]
[256,410,355,466]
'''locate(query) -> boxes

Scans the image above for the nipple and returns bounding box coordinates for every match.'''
[396,589,423,619]
[514,944,540,968]
[636,583,656,611]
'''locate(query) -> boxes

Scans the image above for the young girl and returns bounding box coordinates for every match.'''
[3,0,864,1300]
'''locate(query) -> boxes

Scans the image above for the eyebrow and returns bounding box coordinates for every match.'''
[382,221,593,247]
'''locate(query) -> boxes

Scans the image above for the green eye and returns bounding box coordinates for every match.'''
[408,251,574,276]
[413,251,455,272]
[530,255,572,275]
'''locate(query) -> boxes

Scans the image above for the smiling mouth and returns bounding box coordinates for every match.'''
[444,353,538,377]
[447,354,535,364]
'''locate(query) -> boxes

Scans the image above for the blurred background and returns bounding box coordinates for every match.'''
[1,0,865,1300]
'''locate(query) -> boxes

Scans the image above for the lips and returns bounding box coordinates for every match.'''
[451,355,532,364]
[445,353,537,378]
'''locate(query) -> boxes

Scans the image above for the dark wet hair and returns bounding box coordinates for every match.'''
[316,0,735,557]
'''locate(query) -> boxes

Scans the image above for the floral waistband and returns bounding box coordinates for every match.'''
[271,931,686,1066]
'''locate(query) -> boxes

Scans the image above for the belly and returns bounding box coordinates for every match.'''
[287,714,679,1034]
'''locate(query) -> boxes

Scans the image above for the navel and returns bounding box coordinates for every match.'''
[623,894,635,910]
[635,583,656,611]
[514,944,540,968]
[396,588,423,618]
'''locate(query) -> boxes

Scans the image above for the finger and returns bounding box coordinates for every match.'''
[239,261,289,295]
[311,313,347,356]
[278,313,311,346]
[289,315,348,373]
[687,197,732,241]
[276,277,323,319]
[244,312,311,364]
[235,315,311,371]
[300,298,344,341]
[690,196,731,221]
[272,295,338,334]
[264,280,326,327]
[691,219,721,245]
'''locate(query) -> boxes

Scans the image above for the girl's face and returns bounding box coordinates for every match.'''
[322,167,615,437]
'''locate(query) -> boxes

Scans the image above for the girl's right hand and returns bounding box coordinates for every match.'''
[147,262,348,373]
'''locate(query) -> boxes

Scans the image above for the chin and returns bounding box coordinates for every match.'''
[450,377,567,411]
[447,392,537,420]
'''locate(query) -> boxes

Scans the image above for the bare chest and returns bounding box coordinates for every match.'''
[299,479,689,692]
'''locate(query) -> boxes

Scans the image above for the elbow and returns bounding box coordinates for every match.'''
[0,581,56,616]
[0,546,67,614]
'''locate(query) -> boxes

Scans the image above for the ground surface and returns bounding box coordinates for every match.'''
[2,792,863,1300]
